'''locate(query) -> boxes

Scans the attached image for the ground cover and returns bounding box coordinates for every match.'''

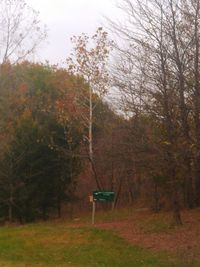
[0,207,199,266]
[0,219,172,267]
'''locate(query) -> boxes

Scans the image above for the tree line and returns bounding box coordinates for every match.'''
[0,60,124,222]
[1,0,200,225]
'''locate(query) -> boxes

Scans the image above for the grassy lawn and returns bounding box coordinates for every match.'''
[0,221,174,267]
[0,207,199,267]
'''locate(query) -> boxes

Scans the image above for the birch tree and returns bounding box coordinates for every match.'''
[67,28,112,190]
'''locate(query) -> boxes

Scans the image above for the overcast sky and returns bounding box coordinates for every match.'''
[25,0,120,65]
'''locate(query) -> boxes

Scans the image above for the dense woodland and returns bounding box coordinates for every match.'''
[1,0,200,225]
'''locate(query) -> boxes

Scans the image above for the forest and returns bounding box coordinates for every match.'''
[0,0,200,229]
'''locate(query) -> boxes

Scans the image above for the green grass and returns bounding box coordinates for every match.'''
[0,221,173,267]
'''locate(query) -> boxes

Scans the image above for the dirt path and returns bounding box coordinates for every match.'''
[94,209,200,255]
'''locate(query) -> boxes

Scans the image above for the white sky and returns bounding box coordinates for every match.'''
[25,0,120,65]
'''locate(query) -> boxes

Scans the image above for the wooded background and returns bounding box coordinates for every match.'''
[0,0,200,225]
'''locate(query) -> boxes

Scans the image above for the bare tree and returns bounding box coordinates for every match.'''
[108,0,192,224]
[0,0,46,64]
[187,0,200,205]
